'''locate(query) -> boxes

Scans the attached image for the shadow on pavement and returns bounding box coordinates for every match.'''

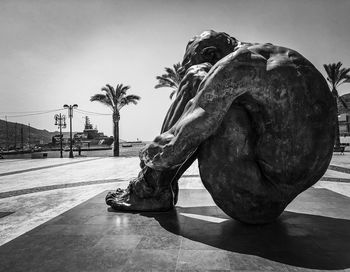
[141,207,350,270]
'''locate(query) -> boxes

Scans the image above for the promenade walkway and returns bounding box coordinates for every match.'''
[0,156,201,246]
[0,154,349,271]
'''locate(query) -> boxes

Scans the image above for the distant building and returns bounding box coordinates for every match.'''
[73,116,109,146]
[337,93,350,144]
[339,114,350,136]
[338,93,350,137]
[51,116,110,146]
[52,135,62,144]
[52,134,70,145]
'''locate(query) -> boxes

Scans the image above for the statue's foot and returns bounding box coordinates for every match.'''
[105,186,174,212]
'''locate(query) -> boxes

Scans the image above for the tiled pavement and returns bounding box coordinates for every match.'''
[1,189,349,271]
[0,157,201,246]
[0,154,350,271]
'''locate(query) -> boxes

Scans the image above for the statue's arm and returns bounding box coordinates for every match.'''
[140,55,250,170]
[160,63,212,133]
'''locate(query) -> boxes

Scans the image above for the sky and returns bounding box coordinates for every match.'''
[0,0,349,140]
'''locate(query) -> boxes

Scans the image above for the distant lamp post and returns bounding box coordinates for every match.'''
[5,116,9,151]
[54,113,66,158]
[63,104,78,158]
[28,123,31,149]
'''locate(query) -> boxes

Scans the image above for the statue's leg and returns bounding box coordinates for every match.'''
[196,48,335,224]
[107,65,212,211]
[106,61,248,211]
[107,45,335,222]
[197,104,286,224]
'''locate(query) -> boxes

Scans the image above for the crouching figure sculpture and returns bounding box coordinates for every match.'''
[106,30,336,224]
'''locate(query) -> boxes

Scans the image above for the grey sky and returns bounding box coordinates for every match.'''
[0,0,349,140]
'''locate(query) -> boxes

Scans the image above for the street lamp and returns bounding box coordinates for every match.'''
[54,113,66,158]
[63,104,78,158]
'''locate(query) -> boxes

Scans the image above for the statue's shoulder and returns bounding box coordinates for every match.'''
[232,42,300,59]
[221,42,311,70]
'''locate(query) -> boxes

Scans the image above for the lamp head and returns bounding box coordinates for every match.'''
[63,104,69,109]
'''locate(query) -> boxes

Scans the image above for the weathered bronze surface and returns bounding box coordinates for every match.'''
[106,30,336,224]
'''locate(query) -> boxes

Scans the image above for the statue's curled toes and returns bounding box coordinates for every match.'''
[106,30,336,224]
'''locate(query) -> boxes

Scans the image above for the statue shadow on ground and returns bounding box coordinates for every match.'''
[139,206,350,270]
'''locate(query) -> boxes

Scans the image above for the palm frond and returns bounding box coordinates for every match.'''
[101,85,116,107]
[169,90,177,99]
[118,95,141,110]
[105,84,116,100]
[154,62,183,99]
[115,84,128,99]
[120,85,130,95]
[338,95,348,109]
[90,94,113,109]
[165,67,176,78]
[124,94,141,102]
[92,83,140,113]
[154,76,177,89]
[173,62,182,70]
[115,84,121,99]
[173,62,182,82]
[324,62,350,89]
[338,68,350,86]
[324,62,350,113]
[323,64,331,78]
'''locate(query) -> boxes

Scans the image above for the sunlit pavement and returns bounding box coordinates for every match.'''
[0,154,350,270]
[0,156,201,246]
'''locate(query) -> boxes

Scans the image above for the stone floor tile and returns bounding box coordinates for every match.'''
[121,249,178,272]
[94,234,143,250]
[85,213,161,226]
[136,234,182,250]
[106,222,155,236]
[33,247,131,272]
[176,269,230,272]
[227,252,288,271]
[176,249,231,271]
[177,190,216,207]
[0,234,105,272]
[1,187,350,271]
[284,265,344,272]
[46,223,110,236]
[180,237,225,251]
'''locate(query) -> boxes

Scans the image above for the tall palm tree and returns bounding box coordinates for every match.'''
[323,62,350,148]
[90,84,140,157]
[155,62,183,99]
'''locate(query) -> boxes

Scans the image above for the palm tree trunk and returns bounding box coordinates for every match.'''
[113,112,120,157]
[113,121,119,157]
[335,95,341,148]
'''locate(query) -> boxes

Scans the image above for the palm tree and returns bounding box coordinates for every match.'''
[155,62,183,99]
[323,62,350,148]
[90,84,140,157]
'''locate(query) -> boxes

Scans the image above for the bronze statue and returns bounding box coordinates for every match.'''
[106,30,336,224]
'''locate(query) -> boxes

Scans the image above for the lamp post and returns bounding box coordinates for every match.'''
[14,122,17,149]
[28,123,30,150]
[21,124,24,150]
[54,113,66,158]
[5,116,9,151]
[63,104,78,158]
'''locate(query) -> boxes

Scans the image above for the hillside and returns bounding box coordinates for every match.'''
[0,119,55,148]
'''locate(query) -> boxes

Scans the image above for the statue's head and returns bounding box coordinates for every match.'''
[179,30,238,76]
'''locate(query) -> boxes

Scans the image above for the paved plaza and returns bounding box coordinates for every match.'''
[0,154,350,271]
